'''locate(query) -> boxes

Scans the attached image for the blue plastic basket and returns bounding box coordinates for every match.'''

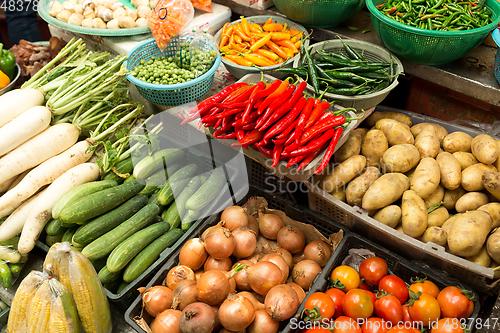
[125,36,221,106]
[493,28,500,85]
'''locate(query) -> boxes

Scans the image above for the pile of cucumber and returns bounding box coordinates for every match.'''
[43,148,227,293]
[0,237,26,289]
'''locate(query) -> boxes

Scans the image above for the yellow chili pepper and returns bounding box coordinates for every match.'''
[265,17,273,25]
[265,41,287,59]
[240,17,251,36]
[276,39,298,53]
[219,25,234,49]
[249,23,263,33]
[271,32,291,41]
[249,32,272,52]
[0,70,10,89]
[234,35,243,44]
[263,23,284,32]
[281,23,288,33]
[257,49,280,62]
[233,24,250,41]
[282,47,294,58]
[243,53,275,67]
[224,55,253,67]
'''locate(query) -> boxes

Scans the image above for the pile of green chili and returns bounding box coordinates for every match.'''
[376,0,494,31]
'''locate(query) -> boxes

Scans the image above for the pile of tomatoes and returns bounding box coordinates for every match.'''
[300,256,476,333]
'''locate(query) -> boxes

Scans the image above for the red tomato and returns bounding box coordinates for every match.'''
[360,281,372,291]
[374,293,403,325]
[408,293,441,327]
[379,275,409,304]
[437,286,474,319]
[464,300,474,318]
[331,266,361,292]
[362,318,389,333]
[430,318,465,333]
[325,288,345,319]
[409,279,439,298]
[333,316,362,333]
[365,290,376,306]
[304,292,336,320]
[387,325,417,333]
[401,304,413,325]
[359,257,388,286]
[342,289,374,320]
[304,329,332,333]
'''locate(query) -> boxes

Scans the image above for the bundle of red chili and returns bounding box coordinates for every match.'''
[181,79,364,174]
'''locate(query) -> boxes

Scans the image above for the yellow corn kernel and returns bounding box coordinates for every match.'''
[49,299,70,333]
[71,279,97,333]
[27,281,51,333]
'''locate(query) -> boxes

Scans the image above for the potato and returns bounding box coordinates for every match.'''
[487,228,500,264]
[362,173,410,211]
[447,210,492,257]
[466,246,491,267]
[321,155,367,193]
[410,158,440,199]
[483,171,500,201]
[375,119,414,146]
[372,205,401,228]
[420,227,447,247]
[428,206,449,228]
[334,129,365,163]
[366,112,412,128]
[471,134,499,165]
[442,187,466,210]
[346,167,381,207]
[443,132,473,153]
[455,192,489,213]
[361,129,388,167]
[414,125,440,158]
[436,152,462,190]
[331,187,346,202]
[381,144,420,173]
[405,168,416,181]
[477,202,500,229]
[462,163,497,192]
[402,190,428,238]
[452,152,478,170]
[424,184,444,209]
[411,123,448,145]
[494,140,500,170]
[442,214,460,235]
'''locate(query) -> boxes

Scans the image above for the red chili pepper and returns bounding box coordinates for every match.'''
[286,153,307,168]
[232,112,259,127]
[217,132,237,139]
[221,115,234,132]
[271,145,283,167]
[297,144,326,171]
[214,102,248,109]
[304,101,331,130]
[314,127,344,174]
[256,84,296,128]
[242,80,281,123]
[276,118,299,140]
[236,128,245,142]
[214,118,223,129]
[295,115,346,147]
[254,99,264,110]
[257,80,289,115]
[389,6,397,14]
[214,107,245,119]
[284,131,296,147]
[241,81,266,123]
[233,130,264,147]
[241,122,256,131]
[295,98,318,145]
[263,96,307,141]
[257,146,273,158]
[289,128,336,157]
[255,138,269,148]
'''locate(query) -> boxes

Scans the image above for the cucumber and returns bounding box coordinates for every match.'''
[103,157,134,183]
[52,179,118,219]
[0,236,19,247]
[133,149,185,179]
[157,164,198,206]
[73,194,148,246]
[59,179,145,225]
[61,226,79,243]
[0,259,12,288]
[46,230,65,247]
[0,246,20,263]
[106,222,170,273]
[148,192,160,205]
[103,279,122,294]
[91,257,108,273]
[117,281,129,294]
[123,228,184,282]
[123,174,135,183]
[181,209,201,232]
[98,265,122,284]
[186,168,226,211]
[81,203,160,261]
[9,263,21,275]
[139,162,182,196]
[162,176,202,230]
[45,219,64,236]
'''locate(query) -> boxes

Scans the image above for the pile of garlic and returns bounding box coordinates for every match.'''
[48,0,155,29]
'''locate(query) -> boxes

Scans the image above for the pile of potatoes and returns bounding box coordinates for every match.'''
[318,111,500,270]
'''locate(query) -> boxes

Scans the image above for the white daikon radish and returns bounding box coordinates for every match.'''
[18,163,100,254]
[0,106,51,156]
[0,140,93,218]
[0,123,80,184]
[0,189,46,242]
[7,168,33,192]
[0,176,16,194]
[0,88,45,128]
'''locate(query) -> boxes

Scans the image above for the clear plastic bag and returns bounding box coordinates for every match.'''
[0,236,28,290]
[190,0,212,13]
[174,30,217,78]
[148,0,195,49]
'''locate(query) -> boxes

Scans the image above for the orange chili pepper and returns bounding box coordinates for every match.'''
[276,39,298,53]
[289,28,302,36]
[242,53,274,67]
[294,40,301,49]
[265,17,273,25]
[257,49,280,62]
[249,23,263,33]
[219,25,234,49]
[263,23,284,32]
[234,35,242,44]
[224,55,253,67]
[250,32,269,38]
[271,32,291,41]
[265,41,287,59]
[281,23,288,33]
[282,47,294,58]
[249,32,272,52]
[240,17,251,36]
[233,24,250,41]
[231,42,249,52]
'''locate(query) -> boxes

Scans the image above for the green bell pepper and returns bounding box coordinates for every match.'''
[0,44,16,81]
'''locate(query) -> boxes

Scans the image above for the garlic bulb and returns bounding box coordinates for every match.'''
[68,13,84,26]
[49,1,63,16]
[82,18,93,27]
[112,7,126,20]
[125,8,137,21]
[56,9,72,22]
[92,17,107,28]
[118,16,136,28]
[136,5,150,18]
[107,19,120,29]
[135,17,148,27]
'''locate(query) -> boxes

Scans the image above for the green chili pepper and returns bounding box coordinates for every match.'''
[0,44,16,81]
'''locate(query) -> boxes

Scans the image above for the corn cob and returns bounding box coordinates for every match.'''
[27,279,52,333]
[48,278,80,333]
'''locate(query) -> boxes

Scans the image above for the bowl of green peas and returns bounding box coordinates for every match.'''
[126,36,221,106]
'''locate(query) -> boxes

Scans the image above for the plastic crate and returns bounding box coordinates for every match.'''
[0,307,8,329]
[493,28,500,85]
[307,108,500,295]
[124,185,349,333]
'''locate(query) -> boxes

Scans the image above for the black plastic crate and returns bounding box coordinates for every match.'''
[124,185,349,333]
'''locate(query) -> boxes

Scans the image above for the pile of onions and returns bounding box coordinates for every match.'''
[218,294,256,331]
[166,265,195,289]
[179,238,207,270]
[142,286,173,317]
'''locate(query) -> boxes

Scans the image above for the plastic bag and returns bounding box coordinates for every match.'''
[148,0,195,49]
[0,236,28,290]
[190,0,212,13]
[174,30,217,78]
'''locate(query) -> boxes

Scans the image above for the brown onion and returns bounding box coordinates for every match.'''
[264,284,300,321]
[291,259,321,291]
[232,260,254,291]
[247,261,282,295]
[277,226,305,254]
[255,235,279,254]
[247,215,259,236]
[179,302,215,333]
[152,309,181,333]
[304,241,332,267]
[197,265,245,305]
[219,294,256,331]
[210,304,221,330]
[286,282,306,303]
[245,253,262,264]
[232,227,257,258]
[270,248,293,270]
[247,310,279,333]
[221,206,249,231]
[204,227,235,259]
[204,256,232,272]
[194,269,204,281]
[172,280,198,310]
[201,222,223,240]
[237,291,265,311]
[179,238,208,270]
[258,213,285,240]
[229,277,237,294]
[261,253,289,283]
[142,286,173,317]
[166,265,195,290]
[293,252,305,265]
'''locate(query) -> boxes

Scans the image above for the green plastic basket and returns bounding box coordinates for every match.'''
[273,0,365,28]
[125,36,221,106]
[367,0,500,65]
